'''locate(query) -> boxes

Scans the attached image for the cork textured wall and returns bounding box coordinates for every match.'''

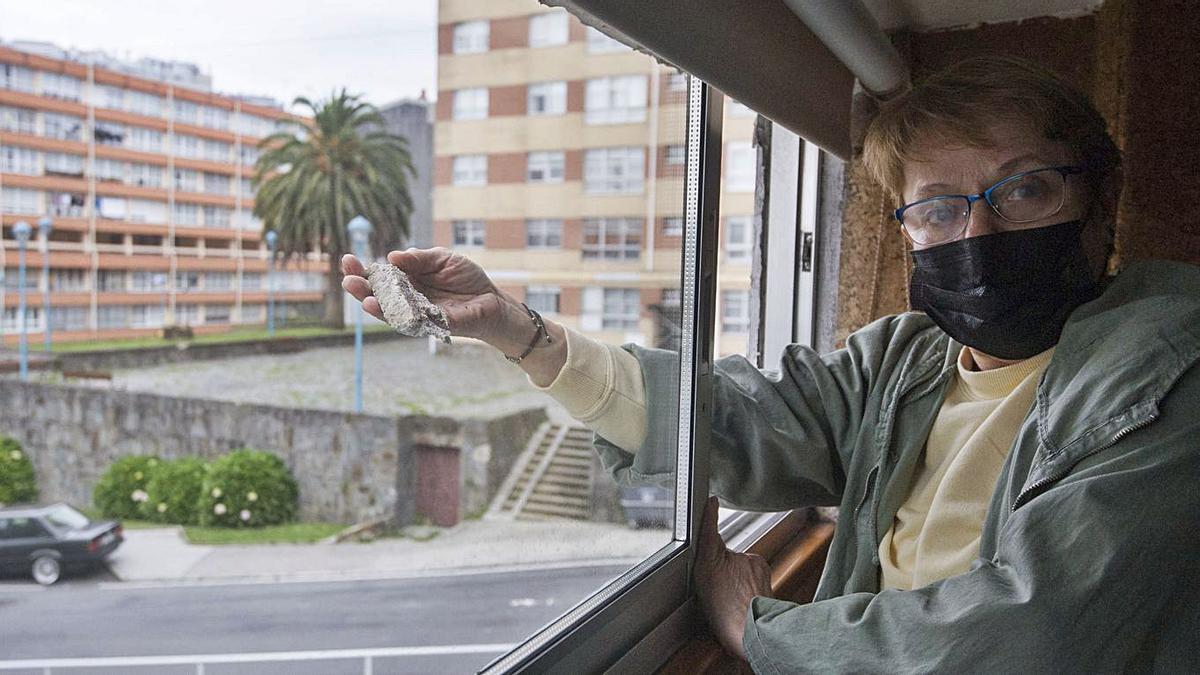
[832,0,1199,344]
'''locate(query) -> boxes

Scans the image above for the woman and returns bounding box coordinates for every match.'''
[342,56,1200,672]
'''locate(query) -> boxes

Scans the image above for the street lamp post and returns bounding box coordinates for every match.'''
[265,230,278,337]
[38,216,52,352]
[347,215,372,414]
[12,221,32,380]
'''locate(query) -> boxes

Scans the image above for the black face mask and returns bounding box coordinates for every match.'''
[909,219,1101,360]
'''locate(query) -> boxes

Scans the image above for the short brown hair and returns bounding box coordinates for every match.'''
[862,55,1121,204]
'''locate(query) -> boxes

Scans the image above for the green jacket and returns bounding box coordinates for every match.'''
[593,260,1200,673]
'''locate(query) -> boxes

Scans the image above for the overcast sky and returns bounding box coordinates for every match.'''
[0,0,438,110]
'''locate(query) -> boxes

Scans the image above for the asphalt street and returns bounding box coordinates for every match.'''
[0,564,630,674]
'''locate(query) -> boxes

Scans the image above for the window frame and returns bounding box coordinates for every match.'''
[480,76,725,675]
[452,20,490,54]
[528,11,569,48]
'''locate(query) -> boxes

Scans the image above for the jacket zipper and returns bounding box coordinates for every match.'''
[1010,412,1159,512]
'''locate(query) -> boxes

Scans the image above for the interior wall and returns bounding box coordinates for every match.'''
[831,0,1200,345]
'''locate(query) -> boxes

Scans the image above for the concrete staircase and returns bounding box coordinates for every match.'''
[486,422,596,522]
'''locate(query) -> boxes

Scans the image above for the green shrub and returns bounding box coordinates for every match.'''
[140,457,207,525]
[197,449,298,528]
[0,437,38,507]
[93,455,161,520]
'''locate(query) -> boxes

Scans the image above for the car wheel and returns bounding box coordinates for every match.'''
[31,556,61,586]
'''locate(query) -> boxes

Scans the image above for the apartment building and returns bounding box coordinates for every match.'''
[435,0,757,356]
[0,43,327,344]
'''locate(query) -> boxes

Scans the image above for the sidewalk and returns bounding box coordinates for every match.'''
[106,518,669,584]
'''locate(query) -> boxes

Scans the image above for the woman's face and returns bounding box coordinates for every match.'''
[900,121,1110,278]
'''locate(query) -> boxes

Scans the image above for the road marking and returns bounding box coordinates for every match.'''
[0,644,518,670]
[98,557,640,591]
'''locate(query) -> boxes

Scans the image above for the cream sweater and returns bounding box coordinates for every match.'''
[530,327,1053,590]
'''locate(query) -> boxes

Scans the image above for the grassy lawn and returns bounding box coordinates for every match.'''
[51,324,391,354]
[182,522,346,545]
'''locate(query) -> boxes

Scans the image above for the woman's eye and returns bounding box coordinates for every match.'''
[1005,176,1050,201]
[921,202,957,227]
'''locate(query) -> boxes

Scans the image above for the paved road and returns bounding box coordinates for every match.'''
[0,564,630,674]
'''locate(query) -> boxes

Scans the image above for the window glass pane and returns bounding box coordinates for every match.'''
[529,11,569,47]
[527,81,567,116]
[453,20,489,54]
[452,87,488,120]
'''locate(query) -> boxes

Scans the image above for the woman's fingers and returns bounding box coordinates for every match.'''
[341,253,364,277]
[341,275,372,302]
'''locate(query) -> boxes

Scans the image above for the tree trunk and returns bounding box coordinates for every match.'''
[324,254,345,329]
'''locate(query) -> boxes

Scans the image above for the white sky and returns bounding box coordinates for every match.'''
[0,0,438,111]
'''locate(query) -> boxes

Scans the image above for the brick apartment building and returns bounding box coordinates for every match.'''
[0,42,327,344]
[435,0,757,355]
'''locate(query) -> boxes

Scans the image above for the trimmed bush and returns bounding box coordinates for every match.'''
[0,436,38,507]
[198,449,298,528]
[93,455,161,520]
[140,457,207,525]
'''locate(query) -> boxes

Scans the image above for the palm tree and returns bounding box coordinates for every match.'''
[253,89,415,328]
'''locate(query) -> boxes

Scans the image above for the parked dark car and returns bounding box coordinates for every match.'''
[620,486,673,529]
[0,503,122,585]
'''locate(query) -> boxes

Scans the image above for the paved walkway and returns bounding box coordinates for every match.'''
[106,518,671,584]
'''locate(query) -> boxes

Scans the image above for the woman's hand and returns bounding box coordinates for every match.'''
[694,495,774,661]
[341,247,512,343]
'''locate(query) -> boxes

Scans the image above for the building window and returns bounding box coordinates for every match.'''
[584,147,644,194]
[131,304,166,328]
[131,271,167,292]
[1,187,40,215]
[721,290,751,333]
[529,11,569,47]
[127,91,165,118]
[201,106,231,130]
[662,217,684,237]
[97,270,127,292]
[527,81,567,116]
[175,303,200,325]
[50,306,88,331]
[96,305,130,329]
[1,307,43,333]
[585,76,648,124]
[452,88,489,120]
[203,205,232,228]
[601,288,641,330]
[724,216,752,261]
[527,151,565,184]
[130,163,163,187]
[586,27,628,53]
[665,144,686,166]
[453,20,490,54]
[129,199,167,223]
[452,154,488,186]
[240,144,260,165]
[667,71,688,92]
[0,105,37,135]
[94,121,127,146]
[174,99,201,125]
[128,127,164,153]
[583,218,641,260]
[205,305,232,324]
[202,139,231,163]
[205,272,234,290]
[45,152,85,178]
[174,134,201,158]
[41,72,81,102]
[725,142,756,193]
[174,169,200,192]
[452,219,485,248]
[50,269,88,292]
[1,146,39,175]
[242,272,263,291]
[203,172,231,194]
[173,203,200,226]
[1,65,35,93]
[525,285,561,315]
[526,219,562,249]
[175,271,200,292]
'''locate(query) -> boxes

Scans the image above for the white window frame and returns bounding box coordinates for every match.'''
[525,219,563,249]
[529,11,569,48]
[451,154,488,186]
[524,285,561,315]
[585,75,648,125]
[582,218,642,260]
[724,215,753,262]
[584,147,644,194]
[452,88,489,121]
[526,151,564,184]
[725,141,756,192]
[452,20,490,54]
[451,219,485,248]
[527,81,567,116]
[720,289,751,333]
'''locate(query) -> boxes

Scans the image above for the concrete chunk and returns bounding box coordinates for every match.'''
[364,262,452,343]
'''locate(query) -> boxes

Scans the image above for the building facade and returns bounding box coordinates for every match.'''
[0,43,327,344]
[379,97,434,249]
[435,0,757,356]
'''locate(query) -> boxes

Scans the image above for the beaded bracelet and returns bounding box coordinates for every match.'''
[505,302,553,364]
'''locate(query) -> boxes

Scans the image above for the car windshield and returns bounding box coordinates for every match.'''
[41,505,91,532]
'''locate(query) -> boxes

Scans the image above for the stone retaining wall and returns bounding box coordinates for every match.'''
[0,380,545,526]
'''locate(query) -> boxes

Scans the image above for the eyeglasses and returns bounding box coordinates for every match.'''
[894,165,1084,247]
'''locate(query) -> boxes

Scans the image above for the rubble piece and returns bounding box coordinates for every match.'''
[364,262,452,343]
